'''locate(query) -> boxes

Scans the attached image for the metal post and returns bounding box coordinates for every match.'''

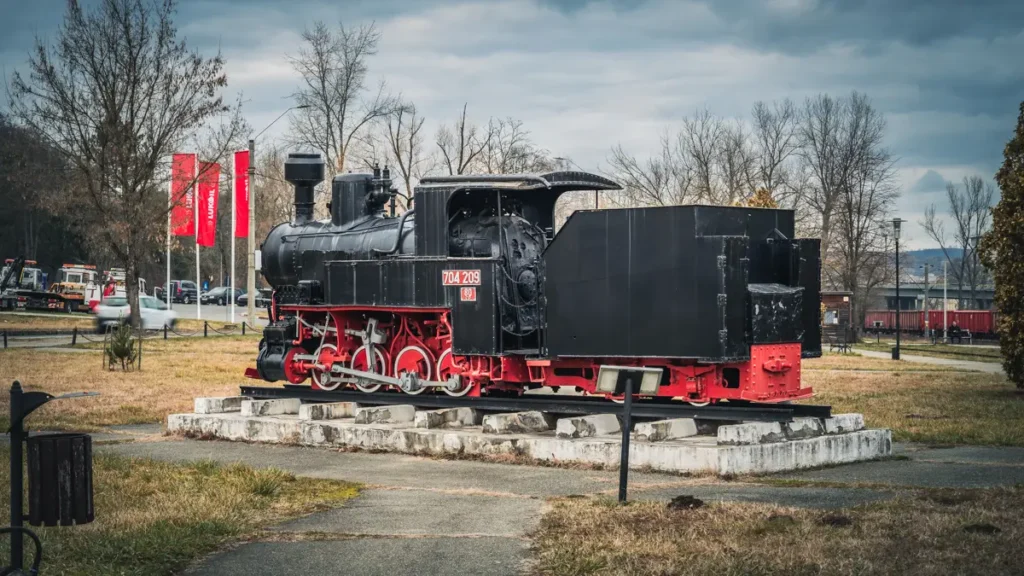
[943,260,948,343]
[923,264,930,339]
[164,324,168,340]
[204,321,208,338]
[72,326,78,346]
[10,381,24,571]
[3,330,6,349]
[894,233,901,360]
[618,376,634,503]
[194,159,201,321]
[242,322,246,336]
[166,180,172,309]
[246,138,256,326]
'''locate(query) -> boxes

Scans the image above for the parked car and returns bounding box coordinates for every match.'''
[162,280,199,304]
[237,288,271,308]
[201,287,243,306]
[94,295,178,333]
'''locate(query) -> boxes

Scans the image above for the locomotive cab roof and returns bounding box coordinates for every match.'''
[416,170,621,193]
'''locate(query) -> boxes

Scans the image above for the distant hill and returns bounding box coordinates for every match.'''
[906,248,963,271]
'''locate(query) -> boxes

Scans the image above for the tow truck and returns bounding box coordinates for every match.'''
[49,263,102,312]
[1,257,73,312]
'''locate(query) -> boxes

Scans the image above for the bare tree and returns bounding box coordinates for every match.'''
[717,121,755,204]
[679,108,723,203]
[826,92,898,328]
[798,93,862,266]
[10,0,243,326]
[479,117,553,174]
[605,133,694,207]
[921,175,996,308]
[289,21,398,177]
[436,103,493,175]
[383,104,432,207]
[751,99,798,198]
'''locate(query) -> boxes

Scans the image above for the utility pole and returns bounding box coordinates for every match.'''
[892,218,904,360]
[943,259,948,343]
[246,138,256,325]
[922,263,930,339]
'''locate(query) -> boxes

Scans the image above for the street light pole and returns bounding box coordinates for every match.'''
[245,105,309,325]
[892,218,905,360]
[246,137,256,325]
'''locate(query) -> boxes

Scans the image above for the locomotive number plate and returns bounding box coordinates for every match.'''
[442,269,481,286]
[460,287,477,302]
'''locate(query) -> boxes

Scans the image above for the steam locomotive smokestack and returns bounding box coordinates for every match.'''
[284,153,325,225]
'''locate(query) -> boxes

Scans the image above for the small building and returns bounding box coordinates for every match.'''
[821,290,853,326]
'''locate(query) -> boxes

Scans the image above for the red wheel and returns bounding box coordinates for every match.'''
[436,348,473,396]
[282,347,307,384]
[351,345,387,393]
[394,345,433,395]
[311,344,340,391]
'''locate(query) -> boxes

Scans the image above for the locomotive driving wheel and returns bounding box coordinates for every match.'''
[436,348,473,396]
[311,343,341,391]
[351,345,388,393]
[394,345,433,395]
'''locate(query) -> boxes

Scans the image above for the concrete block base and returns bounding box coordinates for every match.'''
[414,407,480,429]
[173,401,891,476]
[194,396,247,414]
[482,411,555,434]
[300,402,358,421]
[241,398,300,417]
[556,414,620,438]
[635,418,698,442]
[355,404,415,424]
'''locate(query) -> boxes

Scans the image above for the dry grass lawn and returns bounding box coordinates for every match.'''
[0,448,358,575]
[803,353,1024,446]
[0,337,255,430]
[533,489,1024,576]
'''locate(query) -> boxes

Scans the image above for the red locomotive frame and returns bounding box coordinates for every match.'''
[247,302,811,404]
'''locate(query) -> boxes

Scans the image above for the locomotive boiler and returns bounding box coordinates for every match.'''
[248,152,821,404]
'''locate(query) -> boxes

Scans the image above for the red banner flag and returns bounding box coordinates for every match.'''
[170,153,197,236]
[197,162,220,247]
[233,150,249,238]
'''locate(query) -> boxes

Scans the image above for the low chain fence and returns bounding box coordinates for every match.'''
[2,321,261,350]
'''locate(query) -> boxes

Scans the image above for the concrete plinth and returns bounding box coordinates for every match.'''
[355,404,415,424]
[482,411,555,434]
[299,402,358,421]
[717,421,786,446]
[824,413,865,434]
[169,406,891,476]
[634,418,698,442]
[241,398,300,417]
[194,396,247,414]
[784,417,825,440]
[555,414,620,439]
[414,407,480,429]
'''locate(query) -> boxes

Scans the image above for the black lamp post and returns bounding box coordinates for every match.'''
[892,218,905,360]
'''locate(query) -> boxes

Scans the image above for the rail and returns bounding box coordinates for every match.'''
[239,385,832,422]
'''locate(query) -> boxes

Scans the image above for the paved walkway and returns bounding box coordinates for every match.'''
[854,347,1005,374]
[92,429,1024,576]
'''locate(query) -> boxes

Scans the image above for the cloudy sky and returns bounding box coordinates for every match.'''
[3,0,1022,248]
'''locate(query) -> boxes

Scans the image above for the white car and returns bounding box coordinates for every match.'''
[94,295,178,333]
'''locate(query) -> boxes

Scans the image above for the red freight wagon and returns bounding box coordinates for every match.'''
[863,309,997,337]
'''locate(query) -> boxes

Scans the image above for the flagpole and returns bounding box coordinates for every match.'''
[166,178,172,309]
[230,153,236,324]
[195,157,201,320]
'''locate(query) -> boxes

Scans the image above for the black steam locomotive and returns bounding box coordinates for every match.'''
[249,152,821,403]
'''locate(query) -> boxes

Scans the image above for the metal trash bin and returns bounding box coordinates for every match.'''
[26,433,94,527]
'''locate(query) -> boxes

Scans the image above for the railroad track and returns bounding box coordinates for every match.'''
[240,385,831,422]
